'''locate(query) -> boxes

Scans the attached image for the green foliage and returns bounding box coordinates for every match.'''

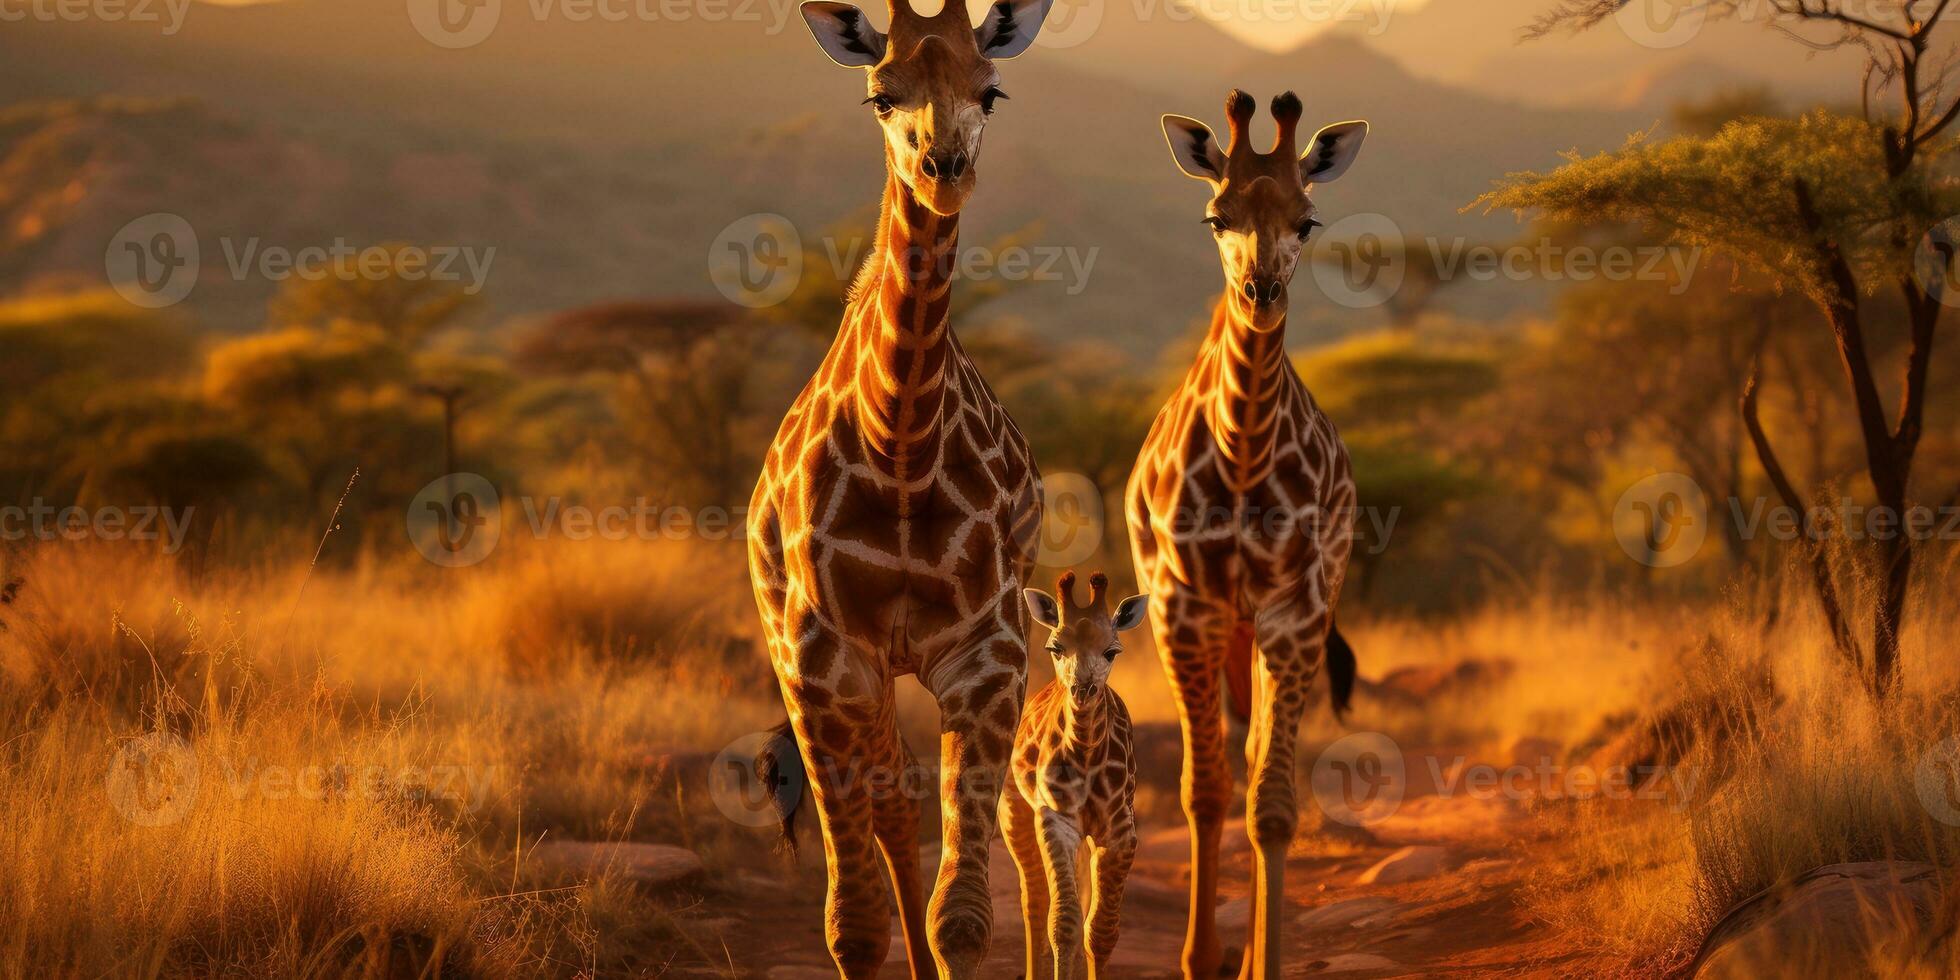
[265,242,475,347]
[0,292,191,393]
[1477,111,1957,302]
[203,323,411,409]
[1299,332,1501,433]
[517,300,817,506]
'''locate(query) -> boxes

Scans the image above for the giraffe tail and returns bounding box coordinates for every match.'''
[756,719,807,858]
[1224,621,1255,724]
[1327,623,1357,722]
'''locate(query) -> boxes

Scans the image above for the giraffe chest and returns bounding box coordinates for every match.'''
[1013,684,1135,830]
[1133,395,1355,600]
[758,368,1041,660]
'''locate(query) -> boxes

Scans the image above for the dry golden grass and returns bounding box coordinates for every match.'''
[4,536,1957,976]
[0,537,783,979]
[1512,558,1960,976]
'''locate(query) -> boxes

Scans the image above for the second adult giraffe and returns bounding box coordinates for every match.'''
[748,0,1052,976]
[1127,91,1367,979]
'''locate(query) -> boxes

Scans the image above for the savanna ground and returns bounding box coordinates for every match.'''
[6,531,1960,979]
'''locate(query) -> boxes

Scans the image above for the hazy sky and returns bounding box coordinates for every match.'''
[193,0,1433,51]
[1193,0,1433,50]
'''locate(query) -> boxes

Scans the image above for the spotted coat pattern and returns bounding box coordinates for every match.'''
[1125,91,1360,980]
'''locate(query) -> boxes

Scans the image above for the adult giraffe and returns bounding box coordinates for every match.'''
[748,0,1052,976]
[1126,90,1367,979]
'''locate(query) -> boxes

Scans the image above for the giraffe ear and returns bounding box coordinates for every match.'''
[1111,595,1149,632]
[974,0,1053,61]
[1301,120,1368,184]
[1162,115,1224,183]
[1023,588,1061,629]
[801,1,886,68]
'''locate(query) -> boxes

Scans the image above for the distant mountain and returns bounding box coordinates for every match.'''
[0,0,1658,352]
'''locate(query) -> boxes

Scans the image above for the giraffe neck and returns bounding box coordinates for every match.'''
[847,163,960,470]
[1060,690,1108,757]
[1200,300,1292,485]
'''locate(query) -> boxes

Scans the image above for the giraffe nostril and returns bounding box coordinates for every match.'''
[1241,280,1258,303]
[921,154,939,179]
[948,150,968,180]
[1266,280,1285,304]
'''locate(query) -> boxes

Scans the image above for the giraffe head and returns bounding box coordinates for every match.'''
[1161,90,1368,331]
[1024,571,1148,706]
[801,0,1052,216]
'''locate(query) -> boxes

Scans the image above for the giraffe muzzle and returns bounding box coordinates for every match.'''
[920,148,969,182]
[1241,277,1286,307]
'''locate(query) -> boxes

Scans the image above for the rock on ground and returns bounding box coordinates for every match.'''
[1355,845,1451,886]
[1359,659,1515,707]
[1691,861,1939,978]
[1308,953,1402,973]
[1297,897,1404,931]
[527,840,706,891]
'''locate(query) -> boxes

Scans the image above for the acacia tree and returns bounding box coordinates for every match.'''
[1496,0,1960,695]
[517,300,796,508]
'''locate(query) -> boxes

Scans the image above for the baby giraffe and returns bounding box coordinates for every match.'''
[1001,572,1147,980]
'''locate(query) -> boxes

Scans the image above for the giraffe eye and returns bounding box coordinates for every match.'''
[1047,643,1065,656]
[1202,215,1228,234]
[1103,648,1119,662]
[864,94,895,115]
[981,87,1007,115]
[1298,218,1323,240]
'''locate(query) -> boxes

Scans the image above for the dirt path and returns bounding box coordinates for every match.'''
[669,743,1604,978]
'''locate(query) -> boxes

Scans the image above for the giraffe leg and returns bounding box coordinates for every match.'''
[1036,807,1086,980]
[1085,823,1136,980]
[774,630,897,979]
[924,630,1026,978]
[1238,601,1327,980]
[1151,598,1235,978]
[874,714,934,979]
[1001,787,1053,980]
